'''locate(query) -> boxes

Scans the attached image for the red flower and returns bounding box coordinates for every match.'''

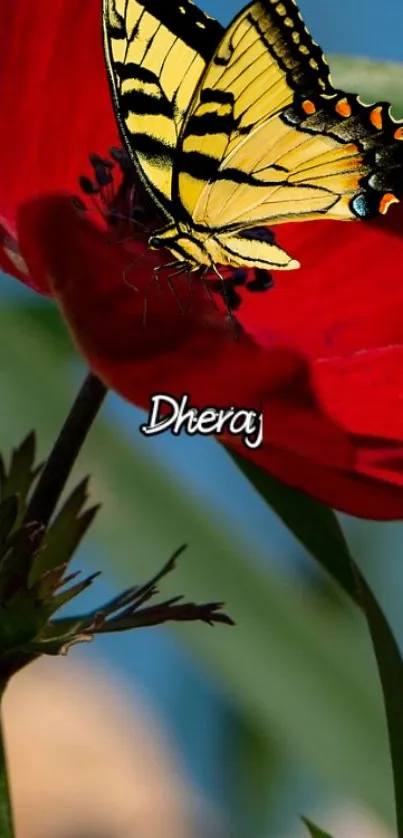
[3,0,403,520]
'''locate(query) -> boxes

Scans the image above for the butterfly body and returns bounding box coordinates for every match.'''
[148,222,300,270]
[103,0,403,274]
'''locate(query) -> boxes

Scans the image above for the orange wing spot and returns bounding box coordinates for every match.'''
[345,142,359,154]
[394,127,403,140]
[370,106,383,130]
[302,100,316,115]
[379,193,399,215]
[335,98,352,118]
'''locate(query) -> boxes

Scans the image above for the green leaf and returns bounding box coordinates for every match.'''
[0,304,395,823]
[0,497,19,551]
[46,571,100,616]
[302,816,334,838]
[0,588,44,652]
[228,450,357,602]
[355,566,403,837]
[330,55,403,117]
[0,432,41,516]
[30,478,99,583]
[228,712,280,837]
[0,523,44,603]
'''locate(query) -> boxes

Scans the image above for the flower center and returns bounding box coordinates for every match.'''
[75,148,276,318]
[76,147,159,240]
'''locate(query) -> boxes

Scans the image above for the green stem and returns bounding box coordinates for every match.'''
[354,565,403,837]
[0,689,14,838]
[24,371,107,529]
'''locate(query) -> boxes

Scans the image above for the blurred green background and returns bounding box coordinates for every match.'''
[1,2,403,836]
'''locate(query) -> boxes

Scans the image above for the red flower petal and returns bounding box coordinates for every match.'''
[237,443,403,520]
[238,204,403,360]
[0,0,118,234]
[17,197,304,403]
[313,345,403,439]
[0,220,51,294]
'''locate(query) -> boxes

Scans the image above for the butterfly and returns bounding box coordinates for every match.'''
[103,0,403,276]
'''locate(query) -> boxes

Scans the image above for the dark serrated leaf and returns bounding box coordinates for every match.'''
[0,432,41,514]
[45,571,101,617]
[80,545,187,626]
[99,597,234,631]
[0,590,45,652]
[0,523,44,602]
[302,817,334,838]
[32,563,69,600]
[30,478,99,583]
[117,544,186,614]
[0,495,19,552]
[40,615,90,640]
[228,451,357,602]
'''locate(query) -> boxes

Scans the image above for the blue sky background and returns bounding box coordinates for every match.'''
[203,0,403,62]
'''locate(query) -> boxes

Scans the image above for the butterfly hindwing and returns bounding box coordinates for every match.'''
[103,0,224,217]
[177,0,403,231]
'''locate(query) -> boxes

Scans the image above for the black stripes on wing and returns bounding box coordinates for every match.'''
[186,89,237,136]
[239,226,276,243]
[179,154,288,184]
[132,135,175,165]
[186,113,235,136]
[134,0,224,61]
[199,89,234,106]
[242,2,334,97]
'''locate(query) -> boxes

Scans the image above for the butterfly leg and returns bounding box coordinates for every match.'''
[166,266,187,316]
[142,261,184,325]
[198,267,222,315]
[210,263,240,338]
[184,266,194,313]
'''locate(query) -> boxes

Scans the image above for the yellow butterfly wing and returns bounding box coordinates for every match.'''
[177,0,403,231]
[102,0,224,217]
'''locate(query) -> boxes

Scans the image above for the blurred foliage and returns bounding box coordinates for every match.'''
[302,818,334,838]
[228,451,356,602]
[330,55,403,116]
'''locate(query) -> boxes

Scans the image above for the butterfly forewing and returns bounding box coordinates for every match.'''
[103,0,224,216]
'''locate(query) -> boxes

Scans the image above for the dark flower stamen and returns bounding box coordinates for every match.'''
[79,176,100,196]
[246,269,274,292]
[77,148,153,238]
